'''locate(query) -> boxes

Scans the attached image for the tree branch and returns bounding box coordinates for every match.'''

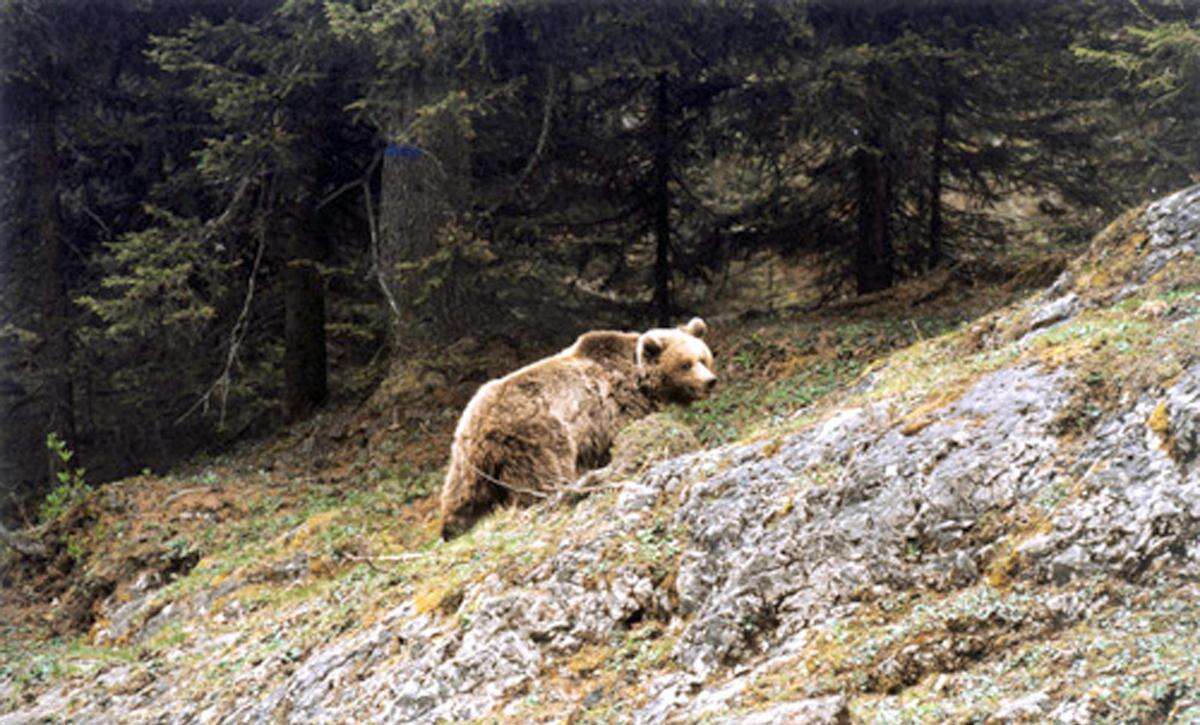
[363,182,402,322]
[484,68,556,218]
[176,220,268,426]
[316,151,382,212]
[201,175,255,245]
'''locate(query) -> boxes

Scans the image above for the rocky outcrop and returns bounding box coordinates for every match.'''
[4,186,1199,723]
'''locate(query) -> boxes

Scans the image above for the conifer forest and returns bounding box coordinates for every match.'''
[4,2,1200,722]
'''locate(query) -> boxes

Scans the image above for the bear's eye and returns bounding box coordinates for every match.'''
[680,361,692,371]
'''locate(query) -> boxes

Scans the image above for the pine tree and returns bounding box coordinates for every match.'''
[1075,0,1200,194]
[144,0,374,421]
[0,0,181,506]
[761,2,1120,295]
[518,1,810,325]
[334,0,811,329]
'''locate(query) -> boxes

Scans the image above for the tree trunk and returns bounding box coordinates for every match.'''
[281,203,327,421]
[30,99,77,474]
[651,73,673,327]
[853,127,896,295]
[928,80,948,270]
[380,79,473,338]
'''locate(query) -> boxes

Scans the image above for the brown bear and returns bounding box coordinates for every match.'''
[439,318,716,539]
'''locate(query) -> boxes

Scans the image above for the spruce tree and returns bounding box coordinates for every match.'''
[145,0,374,421]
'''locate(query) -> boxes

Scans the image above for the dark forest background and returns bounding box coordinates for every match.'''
[1,0,1197,520]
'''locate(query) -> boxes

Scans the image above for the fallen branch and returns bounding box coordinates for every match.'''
[556,470,625,499]
[465,461,552,501]
[467,458,633,509]
[0,522,50,559]
[162,486,217,506]
[340,552,427,562]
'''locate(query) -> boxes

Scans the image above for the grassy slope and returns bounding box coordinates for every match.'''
[6,206,1199,719]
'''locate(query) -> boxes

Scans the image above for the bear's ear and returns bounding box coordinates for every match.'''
[637,331,667,367]
[682,317,707,339]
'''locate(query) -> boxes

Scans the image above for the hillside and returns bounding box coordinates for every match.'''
[3,185,1200,722]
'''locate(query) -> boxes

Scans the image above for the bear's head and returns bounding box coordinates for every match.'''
[637,317,717,405]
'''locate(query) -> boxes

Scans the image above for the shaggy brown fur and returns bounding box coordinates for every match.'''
[440,318,716,539]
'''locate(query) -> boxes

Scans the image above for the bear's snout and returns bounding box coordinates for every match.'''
[694,364,717,398]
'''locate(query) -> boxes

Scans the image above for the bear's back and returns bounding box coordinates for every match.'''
[458,352,615,440]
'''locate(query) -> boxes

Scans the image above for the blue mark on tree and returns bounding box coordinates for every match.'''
[385,143,424,159]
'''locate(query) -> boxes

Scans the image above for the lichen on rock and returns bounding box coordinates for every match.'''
[5,186,1200,723]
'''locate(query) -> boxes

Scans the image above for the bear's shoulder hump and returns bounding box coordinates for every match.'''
[570,330,639,365]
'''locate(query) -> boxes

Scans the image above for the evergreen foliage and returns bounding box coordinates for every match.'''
[0,0,1191,517]
[1075,0,1200,193]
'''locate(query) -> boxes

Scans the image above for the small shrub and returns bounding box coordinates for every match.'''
[38,433,92,525]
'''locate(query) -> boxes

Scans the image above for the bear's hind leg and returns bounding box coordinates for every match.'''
[486,421,578,504]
